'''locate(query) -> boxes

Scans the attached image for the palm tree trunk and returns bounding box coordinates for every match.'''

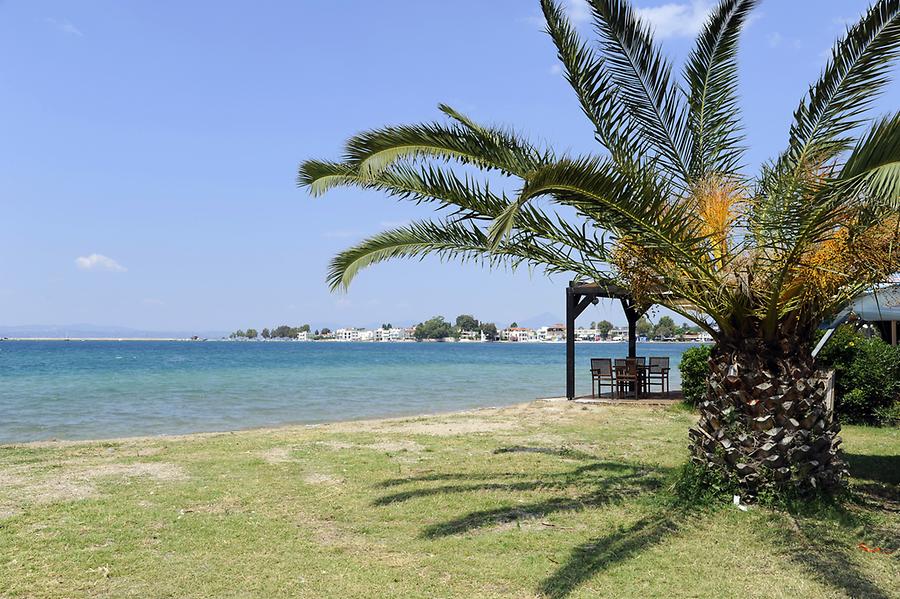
[689,338,848,498]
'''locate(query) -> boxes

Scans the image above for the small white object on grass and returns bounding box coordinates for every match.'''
[733,495,749,512]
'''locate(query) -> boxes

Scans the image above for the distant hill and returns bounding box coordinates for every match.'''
[0,324,229,339]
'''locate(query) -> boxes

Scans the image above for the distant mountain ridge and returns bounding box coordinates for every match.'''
[0,324,230,339]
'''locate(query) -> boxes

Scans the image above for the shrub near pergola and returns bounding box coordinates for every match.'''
[300,0,900,498]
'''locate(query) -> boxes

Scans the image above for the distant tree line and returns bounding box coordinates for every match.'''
[230,324,311,340]
[413,314,499,341]
[230,316,703,341]
[583,317,702,340]
[635,316,702,340]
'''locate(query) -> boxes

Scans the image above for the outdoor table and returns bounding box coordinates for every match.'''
[636,363,650,395]
[614,358,649,398]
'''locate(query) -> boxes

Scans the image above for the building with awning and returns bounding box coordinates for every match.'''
[828,284,900,345]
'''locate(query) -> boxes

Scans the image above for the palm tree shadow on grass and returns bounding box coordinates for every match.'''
[538,514,681,599]
[375,446,606,490]
[844,452,900,484]
[375,461,648,509]
[844,452,900,510]
[373,443,670,537]
[419,482,654,539]
[778,508,897,599]
[372,444,684,597]
[492,445,604,461]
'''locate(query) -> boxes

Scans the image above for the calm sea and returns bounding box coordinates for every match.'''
[0,341,694,443]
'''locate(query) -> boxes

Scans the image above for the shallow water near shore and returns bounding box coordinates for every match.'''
[0,340,694,443]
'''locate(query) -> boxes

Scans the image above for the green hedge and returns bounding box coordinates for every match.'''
[816,326,900,426]
[679,345,712,406]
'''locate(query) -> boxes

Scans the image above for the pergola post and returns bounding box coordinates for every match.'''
[621,299,640,359]
[566,287,577,400]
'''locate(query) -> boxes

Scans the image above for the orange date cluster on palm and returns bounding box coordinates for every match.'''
[689,345,848,497]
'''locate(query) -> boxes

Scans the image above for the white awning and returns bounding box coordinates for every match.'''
[834,285,900,323]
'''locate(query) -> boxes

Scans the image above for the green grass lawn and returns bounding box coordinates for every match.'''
[0,401,896,598]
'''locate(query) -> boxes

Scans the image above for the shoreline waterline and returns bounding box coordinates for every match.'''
[0,395,686,447]
[1,399,557,448]
[0,340,691,444]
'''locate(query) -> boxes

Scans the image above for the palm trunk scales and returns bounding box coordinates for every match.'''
[689,340,848,498]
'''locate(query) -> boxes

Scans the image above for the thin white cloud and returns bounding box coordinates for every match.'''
[523,0,590,28]
[743,10,764,29]
[378,220,411,229]
[530,1,720,39]
[565,0,592,24]
[832,16,857,29]
[635,0,713,40]
[549,63,564,76]
[46,18,83,37]
[321,230,358,239]
[75,254,127,272]
[766,31,801,50]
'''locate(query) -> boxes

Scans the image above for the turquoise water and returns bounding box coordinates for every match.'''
[0,341,694,443]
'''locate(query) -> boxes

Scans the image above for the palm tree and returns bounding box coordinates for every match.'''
[299,0,900,497]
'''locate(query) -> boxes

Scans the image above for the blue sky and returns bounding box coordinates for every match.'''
[1,0,897,332]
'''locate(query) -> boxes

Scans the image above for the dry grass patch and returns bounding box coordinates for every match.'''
[302,472,344,485]
[258,447,296,464]
[364,440,424,452]
[314,440,355,450]
[380,417,521,436]
[0,461,186,516]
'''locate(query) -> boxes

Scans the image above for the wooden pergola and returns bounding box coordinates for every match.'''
[565,280,646,400]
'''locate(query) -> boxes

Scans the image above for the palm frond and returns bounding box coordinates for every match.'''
[379,163,511,217]
[684,0,758,178]
[541,0,643,167]
[755,110,900,333]
[345,113,551,180]
[784,0,900,169]
[298,156,614,268]
[752,0,900,277]
[485,155,633,249]
[586,0,692,184]
[297,160,359,197]
[327,218,611,292]
[841,111,900,205]
[327,220,488,291]
[513,157,718,286]
[298,159,509,218]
